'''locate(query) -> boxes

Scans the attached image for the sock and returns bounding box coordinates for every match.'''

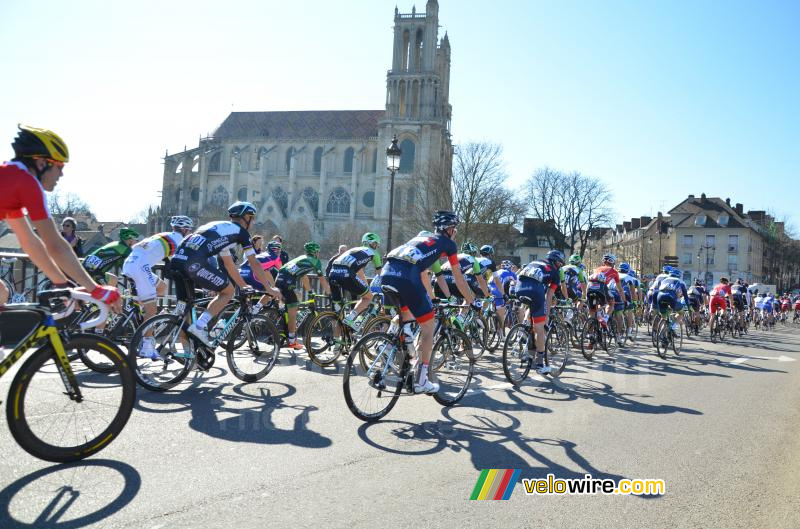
[347,310,358,321]
[252,302,263,313]
[536,351,546,366]
[402,322,415,339]
[196,311,212,329]
[418,363,429,385]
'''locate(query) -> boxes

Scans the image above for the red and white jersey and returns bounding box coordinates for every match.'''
[0,161,50,221]
[710,283,731,299]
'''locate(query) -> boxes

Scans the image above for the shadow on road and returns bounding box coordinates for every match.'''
[0,459,141,529]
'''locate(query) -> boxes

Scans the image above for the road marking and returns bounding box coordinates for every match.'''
[730,355,796,365]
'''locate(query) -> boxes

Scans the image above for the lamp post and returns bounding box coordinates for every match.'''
[698,243,713,284]
[385,135,402,252]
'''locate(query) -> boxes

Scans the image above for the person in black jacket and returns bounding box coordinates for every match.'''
[60,217,84,257]
[272,234,289,264]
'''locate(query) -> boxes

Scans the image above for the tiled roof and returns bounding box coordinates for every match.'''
[214,110,385,140]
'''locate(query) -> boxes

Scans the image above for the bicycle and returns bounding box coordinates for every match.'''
[501,300,571,386]
[129,276,280,389]
[655,308,684,359]
[579,307,619,361]
[342,297,474,422]
[0,289,135,462]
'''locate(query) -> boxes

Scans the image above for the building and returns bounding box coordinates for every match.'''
[514,218,567,264]
[153,1,453,254]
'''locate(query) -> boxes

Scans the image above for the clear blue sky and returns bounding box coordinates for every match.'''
[1,0,797,230]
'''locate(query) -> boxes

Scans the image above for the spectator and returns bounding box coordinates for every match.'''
[272,234,289,264]
[60,217,84,257]
[251,235,264,253]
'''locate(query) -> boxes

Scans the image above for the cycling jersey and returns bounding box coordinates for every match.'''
[516,260,561,323]
[709,283,731,314]
[83,241,132,279]
[477,256,496,278]
[560,264,586,292]
[439,253,481,276]
[0,161,50,221]
[489,269,517,307]
[618,273,639,302]
[330,246,382,275]
[239,250,282,289]
[122,231,184,302]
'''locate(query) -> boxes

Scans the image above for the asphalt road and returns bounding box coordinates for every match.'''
[2,325,800,529]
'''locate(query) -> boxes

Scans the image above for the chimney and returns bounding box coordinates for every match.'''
[623,221,632,231]
[735,203,743,216]
[616,224,623,233]
[640,216,652,227]
[688,194,695,199]
[631,218,641,229]
[700,193,706,201]
[725,198,731,206]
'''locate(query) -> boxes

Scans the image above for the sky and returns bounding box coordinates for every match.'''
[1,0,798,230]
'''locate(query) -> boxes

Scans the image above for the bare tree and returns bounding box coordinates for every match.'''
[128,204,158,224]
[47,191,96,220]
[524,168,615,256]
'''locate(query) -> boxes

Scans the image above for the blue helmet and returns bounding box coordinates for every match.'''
[619,262,631,274]
[669,268,681,278]
[662,265,671,274]
[546,249,565,266]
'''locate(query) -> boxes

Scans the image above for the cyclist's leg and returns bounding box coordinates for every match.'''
[0,279,8,305]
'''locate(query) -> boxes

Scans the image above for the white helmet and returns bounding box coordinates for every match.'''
[170,215,194,229]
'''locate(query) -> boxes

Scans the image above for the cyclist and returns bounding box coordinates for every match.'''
[241,239,284,287]
[656,268,690,336]
[478,244,505,302]
[686,279,708,331]
[170,201,282,350]
[82,228,141,287]
[489,260,517,334]
[593,254,624,341]
[561,254,588,306]
[435,242,489,309]
[380,210,475,394]
[122,215,194,358]
[0,125,119,308]
[275,241,331,350]
[730,279,747,331]
[515,250,565,374]
[618,262,640,340]
[328,232,383,329]
[709,277,733,336]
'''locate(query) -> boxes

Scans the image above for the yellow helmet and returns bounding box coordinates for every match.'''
[12,125,70,163]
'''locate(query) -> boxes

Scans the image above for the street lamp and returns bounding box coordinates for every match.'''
[385,135,402,251]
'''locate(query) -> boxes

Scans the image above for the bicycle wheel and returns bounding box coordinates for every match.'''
[466,315,488,361]
[545,322,570,378]
[579,319,598,361]
[6,334,135,463]
[343,332,404,422]
[502,323,532,385]
[431,328,474,406]
[360,315,392,335]
[483,312,501,352]
[672,321,684,355]
[606,318,619,356]
[629,315,638,342]
[79,312,140,373]
[303,311,344,367]
[655,320,669,359]
[128,314,194,391]
[225,315,280,382]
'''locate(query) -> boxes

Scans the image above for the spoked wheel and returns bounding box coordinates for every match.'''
[6,335,136,463]
[606,318,619,357]
[483,312,502,353]
[225,315,280,382]
[343,332,405,422]
[128,314,195,391]
[304,311,345,367]
[502,323,532,385]
[655,320,670,359]
[580,319,599,361]
[430,328,474,406]
[672,321,684,356]
[466,315,488,361]
[545,322,570,378]
[360,315,392,335]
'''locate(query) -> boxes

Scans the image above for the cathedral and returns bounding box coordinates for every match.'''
[154,0,453,253]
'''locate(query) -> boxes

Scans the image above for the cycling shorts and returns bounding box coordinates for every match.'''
[687,296,701,311]
[121,253,160,302]
[240,268,267,290]
[514,277,547,324]
[656,292,678,313]
[610,289,624,313]
[329,273,369,303]
[709,297,726,314]
[586,286,608,309]
[172,257,229,293]
[380,261,434,323]
[732,294,744,311]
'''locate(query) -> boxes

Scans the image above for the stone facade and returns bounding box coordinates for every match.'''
[154,1,453,254]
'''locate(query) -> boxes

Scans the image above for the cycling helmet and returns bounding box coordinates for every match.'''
[170,215,194,229]
[546,249,565,266]
[267,240,282,252]
[433,210,460,231]
[119,228,140,242]
[479,244,494,256]
[602,253,616,265]
[362,232,381,246]
[669,268,681,278]
[619,262,631,274]
[228,201,257,218]
[500,260,513,269]
[304,241,321,254]
[694,279,701,286]
[569,254,582,265]
[12,125,69,164]
[662,265,671,274]
[461,242,478,254]
[417,230,435,237]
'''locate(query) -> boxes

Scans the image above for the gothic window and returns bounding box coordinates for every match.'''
[237,187,248,201]
[208,152,221,172]
[399,139,415,173]
[174,188,181,203]
[343,147,354,174]
[191,155,199,172]
[191,187,200,201]
[256,147,268,170]
[326,187,350,215]
[302,187,319,213]
[272,187,288,212]
[313,146,323,176]
[239,150,249,172]
[413,29,423,72]
[402,29,410,71]
[285,147,294,173]
[399,81,406,117]
[174,161,183,174]
[371,148,377,173]
[210,185,229,207]
[362,191,375,208]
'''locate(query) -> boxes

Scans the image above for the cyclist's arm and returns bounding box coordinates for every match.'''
[492,274,503,294]
[477,274,490,297]
[220,253,248,289]
[245,252,283,300]
[421,270,436,299]
[6,216,70,284]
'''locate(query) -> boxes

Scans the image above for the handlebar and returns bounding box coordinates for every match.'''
[39,288,111,331]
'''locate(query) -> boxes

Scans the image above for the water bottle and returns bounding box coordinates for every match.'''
[210,319,226,341]
[403,324,416,358]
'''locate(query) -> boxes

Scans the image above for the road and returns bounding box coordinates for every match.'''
[2,326,800,529]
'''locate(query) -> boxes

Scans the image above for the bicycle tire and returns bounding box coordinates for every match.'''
[431,328,474,406]
[672,321,683,355]
[360,315,392,335]
[6,334,135,463]
[79,312,141,373]
[483,312,501,352]
[343,331,404,422]
[655,320,669,359]
[580,319,598,361]
[466,314,488,360]
[303,311,343,367]
[545,322,570,378]
[502,323,532,385]
[128,314,194,391]
[225,314,280,382]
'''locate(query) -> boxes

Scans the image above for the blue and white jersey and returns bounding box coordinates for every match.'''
[489,269,516,297]
[658,277,688,299]
[754,295,765,309]
[619,273,638,296]
[649,273,669,293]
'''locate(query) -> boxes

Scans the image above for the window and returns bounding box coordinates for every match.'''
[343,147,354,174]
[406,187,416,214]
[362,191,375,208]
[326,187,350,215]
[695,214,707,227]
[683,271,692,283]
[399,139,415,173]
[718,214,729,227]
[537,236,550,247]
[210,185,229,207]
[727,254,738,269]
[272,187,288,212]
[682,253,693,265]
[285,147,294,173]
[728,234,739,253]
[237,187,248,201]
[208,152,221,172]
[191,187,200,201]
[371,148,377,173]
[682,234,694,248]
[705,271,714,284]
[528,254,538,262]
[313,147,323,176]
[302,187,319,213]
[705,234,715,249]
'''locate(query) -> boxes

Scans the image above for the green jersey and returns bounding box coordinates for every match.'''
[276,254,323,285]
[82,241,132,278]
[559,264,586,290]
